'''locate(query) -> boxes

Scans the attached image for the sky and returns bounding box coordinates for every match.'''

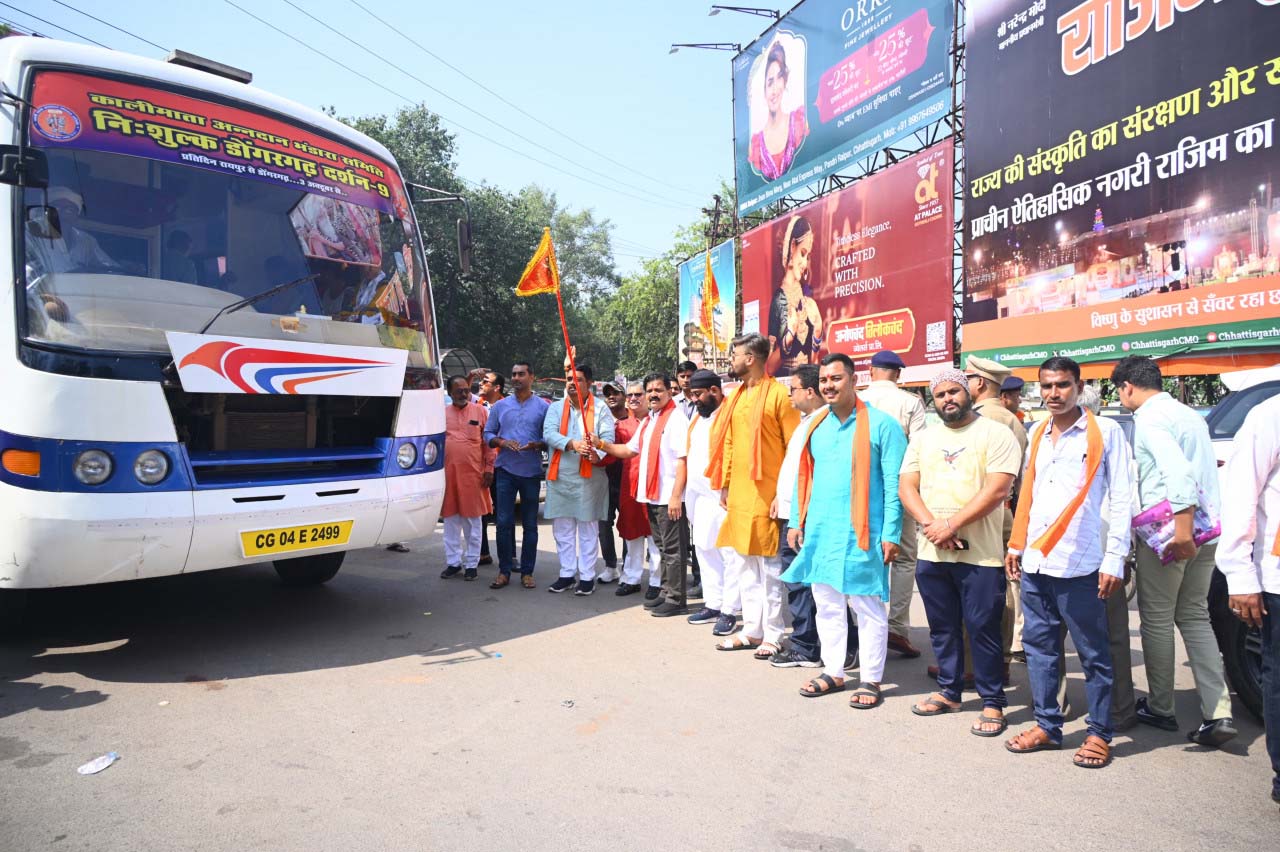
[10,0,783,275]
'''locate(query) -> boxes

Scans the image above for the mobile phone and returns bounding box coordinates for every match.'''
[953,538,970,551]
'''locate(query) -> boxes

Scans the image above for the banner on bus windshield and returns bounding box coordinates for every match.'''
[29,71,405,216]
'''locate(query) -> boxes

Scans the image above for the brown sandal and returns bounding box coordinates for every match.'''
[521,575,536,589]
[489,574,510,589]
[1004,726,1061,753]
[1073,735,1111,768]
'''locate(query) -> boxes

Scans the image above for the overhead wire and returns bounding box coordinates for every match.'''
[49,0,168,53]
[277,0,696,210]
[344,0,707,204]
[219,0,694,212]
[0,2,108,47]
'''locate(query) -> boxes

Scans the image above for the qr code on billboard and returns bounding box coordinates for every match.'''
[925,321,947,353]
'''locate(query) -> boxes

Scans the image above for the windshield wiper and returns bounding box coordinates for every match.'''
[197,273,319,335]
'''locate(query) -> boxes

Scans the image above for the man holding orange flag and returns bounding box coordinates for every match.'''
[544,362,615,597]
[1003,357,1134,769]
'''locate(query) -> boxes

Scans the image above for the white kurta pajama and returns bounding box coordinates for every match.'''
[543,398,616,581]
[685,411,741,616]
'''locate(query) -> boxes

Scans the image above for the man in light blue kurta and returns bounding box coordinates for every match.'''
[543,366,616,596]
[783,354,907,706]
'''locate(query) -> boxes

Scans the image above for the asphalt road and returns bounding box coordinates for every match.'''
[1,522,1276,851]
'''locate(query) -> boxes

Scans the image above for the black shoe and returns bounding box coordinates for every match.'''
[769,648,822,668]
[615,582,641,597]
[548,577,575,594]
[387,542,410,553]
[643,586,661,602]
[440,565,462,579]
[464,568,478,581]
[650,600,688,617]
[643,594,666,609]
[688,583,703,599]
[1187,718,1237,748]
[844,650,860,673]
[574,580,595,597]
[1008,650,1027,665]
[1272,788,1280,806]
[478,555,493,566]
[1135,697,1179,732]
[686,606,721,625]
[712,613,738,636]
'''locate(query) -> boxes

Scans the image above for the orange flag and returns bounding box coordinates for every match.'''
[515,227,560,297]
[700,247,720,340]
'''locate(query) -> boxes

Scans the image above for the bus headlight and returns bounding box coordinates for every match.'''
[73,450,114,486]
[396,442,417,469]
[133,450,170,485]
[422,440,438,467]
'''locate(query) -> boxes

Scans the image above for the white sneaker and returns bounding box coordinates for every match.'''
[598,567,619,583]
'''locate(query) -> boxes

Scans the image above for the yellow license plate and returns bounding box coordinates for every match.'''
[240,520,353,557]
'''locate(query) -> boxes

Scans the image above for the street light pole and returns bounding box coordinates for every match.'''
[708,5,781,19]
[669,42,743,54]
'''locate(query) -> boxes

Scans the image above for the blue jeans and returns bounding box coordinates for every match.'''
[916,559,1007,709]
[1263,592,1280,797]
[494,468,541,576]
[1021,571,1114,743]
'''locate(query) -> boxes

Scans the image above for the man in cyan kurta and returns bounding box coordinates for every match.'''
[709,333,800,656]
[782,354,906,708]
[544,364,616,597]
[440,375,496,580]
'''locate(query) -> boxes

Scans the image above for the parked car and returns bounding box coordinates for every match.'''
[1206,378,1280,722]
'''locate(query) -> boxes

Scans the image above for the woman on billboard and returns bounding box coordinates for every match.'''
[748,39,809,183]
[767,214,823,375]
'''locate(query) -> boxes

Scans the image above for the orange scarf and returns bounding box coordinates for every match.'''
[1008,409,1104,557]
[685,412,700,454]
[1272,525,1280,557]
[635,399,676,501]
[794,398,874,550]
[704,380,773,491]
[546,395,594,481]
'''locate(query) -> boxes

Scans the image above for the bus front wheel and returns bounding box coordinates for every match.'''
[273,551,345,587]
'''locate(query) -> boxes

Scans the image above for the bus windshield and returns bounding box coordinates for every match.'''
[20,69,436,376]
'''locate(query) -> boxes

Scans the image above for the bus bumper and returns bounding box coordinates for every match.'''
[0,471,443,589]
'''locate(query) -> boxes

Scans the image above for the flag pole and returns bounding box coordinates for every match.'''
[546,234,592,439]
[705,239,718,372]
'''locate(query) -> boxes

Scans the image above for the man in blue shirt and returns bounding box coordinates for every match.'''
[483,361,550,589]
[1112,355,1236,747]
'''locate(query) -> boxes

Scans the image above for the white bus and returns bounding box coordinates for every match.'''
[0,38,448,623]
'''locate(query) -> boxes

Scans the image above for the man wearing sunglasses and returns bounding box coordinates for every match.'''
[484,362,550,589]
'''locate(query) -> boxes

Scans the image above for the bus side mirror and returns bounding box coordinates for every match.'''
[457,217,473,277]
[0,146,49,188]
[26,205,62,240]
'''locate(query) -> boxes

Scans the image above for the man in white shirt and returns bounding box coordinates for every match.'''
[768,364,846,668]
[860,349,927,658]
[595,372,690,617]
[1217,392,1280,806]
[672,370,740,632]
[1004,357,1134,769]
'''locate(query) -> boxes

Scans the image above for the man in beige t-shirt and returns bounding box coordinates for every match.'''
[900,369,1021,735]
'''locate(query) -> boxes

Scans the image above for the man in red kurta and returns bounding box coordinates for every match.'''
[441,375,496,580]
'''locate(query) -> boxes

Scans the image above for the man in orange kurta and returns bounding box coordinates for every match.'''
[709,333,800,654]
[441,374,496,580]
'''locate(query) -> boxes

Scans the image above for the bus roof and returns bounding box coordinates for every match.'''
[0,36,398,167]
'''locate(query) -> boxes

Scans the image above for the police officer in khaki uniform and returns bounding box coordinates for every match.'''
[860,349,926,658]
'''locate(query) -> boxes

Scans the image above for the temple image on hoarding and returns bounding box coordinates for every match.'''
[964,187,1280,323]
